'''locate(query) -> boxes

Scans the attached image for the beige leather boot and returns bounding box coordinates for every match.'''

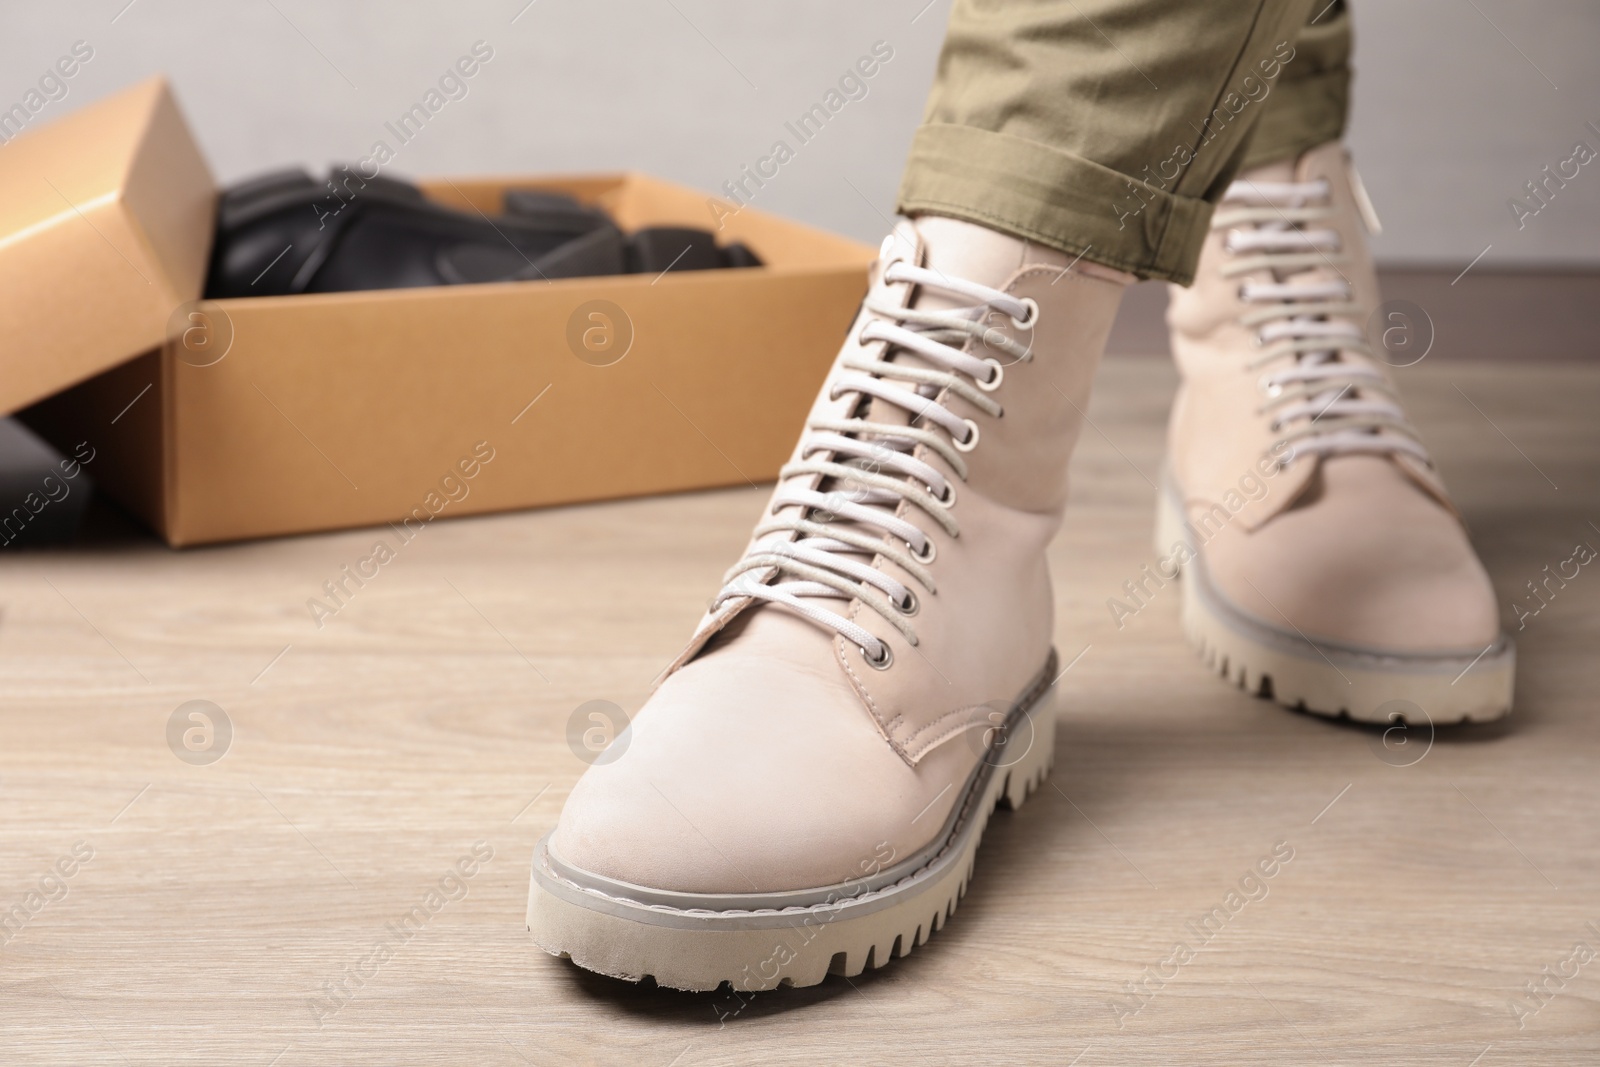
[529,216,1129,991]
[1161,141,1514,725]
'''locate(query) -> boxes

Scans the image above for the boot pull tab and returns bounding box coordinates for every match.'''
[1345,154,1384,236]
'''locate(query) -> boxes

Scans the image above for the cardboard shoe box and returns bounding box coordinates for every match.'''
[11,79,874,546]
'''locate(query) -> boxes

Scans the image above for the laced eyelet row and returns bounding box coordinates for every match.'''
[1217,177,1433,473]
[717,252,1049,673]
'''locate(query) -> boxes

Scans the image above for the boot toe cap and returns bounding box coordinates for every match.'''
[1203,457,1502,654]
[548,641,962,898]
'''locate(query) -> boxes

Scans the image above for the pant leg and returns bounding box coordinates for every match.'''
[1242,1,1352,169]
[896,0,1320,284]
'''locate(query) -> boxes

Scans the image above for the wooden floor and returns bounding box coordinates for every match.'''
[2,355,1597,1066]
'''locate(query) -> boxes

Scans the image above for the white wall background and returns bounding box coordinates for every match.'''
[7,0,1598,267]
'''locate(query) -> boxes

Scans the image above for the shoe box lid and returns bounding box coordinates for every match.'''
[0,77,215,416]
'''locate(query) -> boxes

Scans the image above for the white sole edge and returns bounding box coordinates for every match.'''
[526,676,1059,992]
[1154,482,1514,725]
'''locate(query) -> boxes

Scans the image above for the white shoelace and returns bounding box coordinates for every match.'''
[710,257,1037,667]
[1216,178,1431,468]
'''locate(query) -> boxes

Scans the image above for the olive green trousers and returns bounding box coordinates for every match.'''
[897,0,1351,284]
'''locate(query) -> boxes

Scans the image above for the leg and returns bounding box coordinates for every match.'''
[529,1,1326,990]
[1163,0,1515,722]
[899,0,1319,283]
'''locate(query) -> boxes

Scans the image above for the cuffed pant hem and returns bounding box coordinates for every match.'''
[896,123,1214,286]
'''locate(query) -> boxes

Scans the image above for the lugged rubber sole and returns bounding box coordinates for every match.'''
[526,662,1059,992]
[1155,479,1514,725]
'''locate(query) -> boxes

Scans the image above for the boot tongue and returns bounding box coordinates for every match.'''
[854,216,1018,435]
[800,218,1021,592]
[861,215,1045,433]
[910,215,1029,312]
[717,220,1042,649]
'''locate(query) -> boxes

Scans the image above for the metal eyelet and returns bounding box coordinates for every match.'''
[977,358,1005,392]
[1009,297,1040,330]
[862,643,893,670]
[877,238,910,276]
[952,419,980,453]
[1257,375,1283,398]
[894,590,919,617]
[857,319,887,348]
[909,538,936,564]
[931,481,957,507]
